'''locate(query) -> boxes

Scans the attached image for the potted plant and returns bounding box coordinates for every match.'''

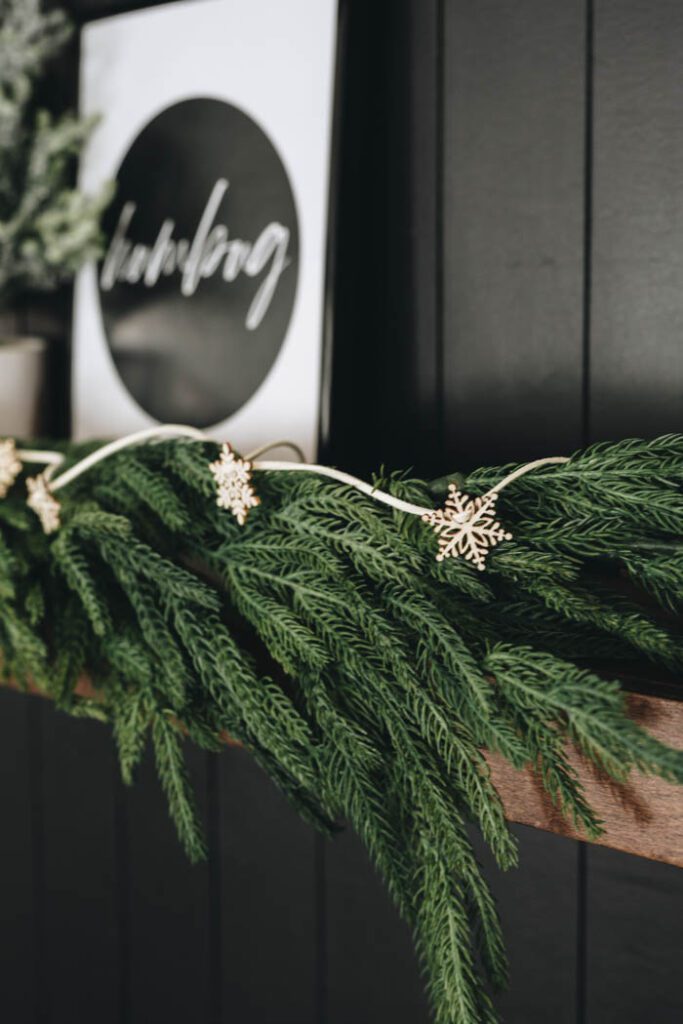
[0,0,112,434]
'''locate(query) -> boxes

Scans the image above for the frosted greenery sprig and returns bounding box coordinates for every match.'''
[0,0,112,301]
[0,432,681,1024]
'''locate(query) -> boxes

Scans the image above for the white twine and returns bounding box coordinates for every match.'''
[50,425,206,493]
[250,456,570,516]
[17,448,65,468]
[249,460,434,515]
[244,440,307,464]
[13,425,569,516]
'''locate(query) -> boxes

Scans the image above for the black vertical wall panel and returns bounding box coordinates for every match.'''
[329,0,441,478]
[473,826,581,1024]
[407,0,442,475]
[0,692,37,1024]
[219,748,318,1024]
[125,747,212,1024]
[585,847,683,1024]
[40,712,121,1024]
[442,1,588,1018]
[442,0,587,469]
[587,4,683,1020]
[325,830,430,1024]
[326,1,438,1017]
[590,0,683,440]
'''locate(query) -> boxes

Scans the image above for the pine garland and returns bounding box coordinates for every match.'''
[1,433,682,1024]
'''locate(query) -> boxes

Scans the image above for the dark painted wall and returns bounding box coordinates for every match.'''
[1,1,682,1022]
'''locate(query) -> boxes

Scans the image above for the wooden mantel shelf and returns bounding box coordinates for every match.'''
[7,678,683,867]
[488,693,683,867]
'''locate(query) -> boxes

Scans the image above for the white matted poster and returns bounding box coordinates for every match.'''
[73,0,339,459]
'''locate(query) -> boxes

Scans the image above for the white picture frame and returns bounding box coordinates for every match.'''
[72,0,339,461]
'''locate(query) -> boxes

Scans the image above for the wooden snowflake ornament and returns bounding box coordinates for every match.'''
[209,443,260,525]
[26,474,61,535]
[423,485,512,570]
[0,438,21,498]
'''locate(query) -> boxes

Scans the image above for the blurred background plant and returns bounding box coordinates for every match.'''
[0,0,112,306]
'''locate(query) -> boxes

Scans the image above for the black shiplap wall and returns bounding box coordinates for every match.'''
[0,1,682,1022]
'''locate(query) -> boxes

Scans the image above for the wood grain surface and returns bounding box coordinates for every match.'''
[9,675,683,867]
[487,693,683,867]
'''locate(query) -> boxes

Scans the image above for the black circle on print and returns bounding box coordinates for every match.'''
[98,98,299,427]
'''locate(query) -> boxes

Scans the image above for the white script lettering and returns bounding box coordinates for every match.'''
[100,179,291,330]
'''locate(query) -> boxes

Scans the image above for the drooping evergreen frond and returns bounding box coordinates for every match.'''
[0,432,681,1024]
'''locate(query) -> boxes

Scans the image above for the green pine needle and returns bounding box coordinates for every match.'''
[0,432,681,1024]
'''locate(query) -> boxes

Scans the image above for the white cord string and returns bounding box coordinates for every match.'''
[16,424,570,516]
[488,456,570,493]
[244,440,306,463]
[251,460,434,515]
[17,448,65,467]
[250,456,570,517]
[50,425,206,493]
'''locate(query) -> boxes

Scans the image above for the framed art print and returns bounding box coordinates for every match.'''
[72,0,340,460]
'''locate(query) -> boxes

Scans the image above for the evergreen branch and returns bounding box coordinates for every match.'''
[0,431,681,1024]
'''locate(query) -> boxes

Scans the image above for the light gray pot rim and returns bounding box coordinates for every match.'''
[0,336,47,354]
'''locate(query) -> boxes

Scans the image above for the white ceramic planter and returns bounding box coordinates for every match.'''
[0,337,48,437]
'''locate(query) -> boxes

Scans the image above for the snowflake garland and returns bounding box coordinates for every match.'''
[209,443,261,525]
[423,485,512,570]
[26,474,61,535]
[0,438,22,498]
[9,432,515,566]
